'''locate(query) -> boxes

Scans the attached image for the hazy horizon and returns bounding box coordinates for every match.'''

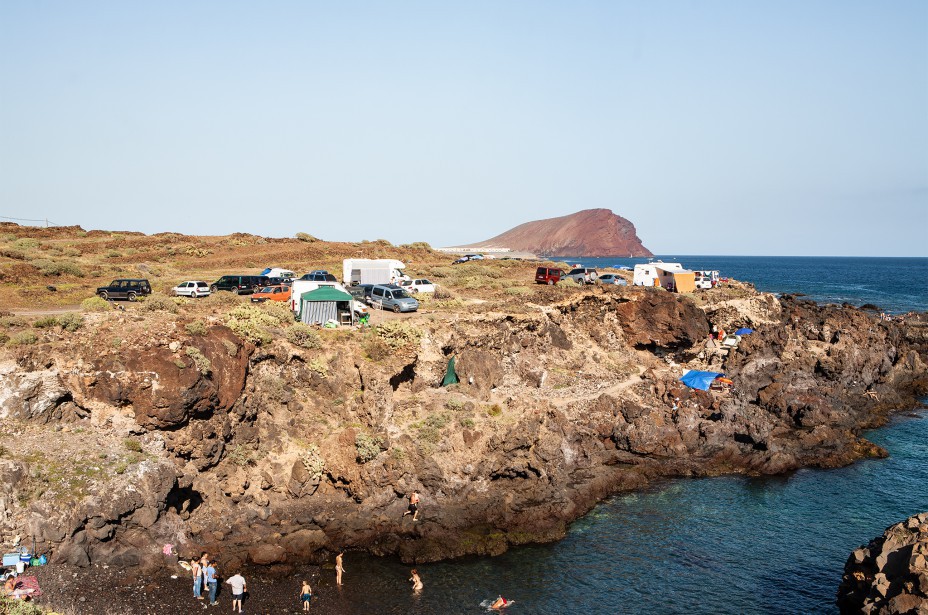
[2,2,925,257]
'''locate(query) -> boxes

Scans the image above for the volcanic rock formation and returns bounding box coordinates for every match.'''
[461,208,653,257]
[838,512,928,614]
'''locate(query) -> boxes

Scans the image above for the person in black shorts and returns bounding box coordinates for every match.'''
[402,490,420,521]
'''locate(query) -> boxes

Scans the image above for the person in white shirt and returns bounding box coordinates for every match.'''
[226,572,247,613]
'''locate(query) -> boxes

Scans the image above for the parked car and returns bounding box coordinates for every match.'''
[172,281,211,298]
[368,284,419,313]
[452,254,483,265]
[210,275,269,295]
[598,274,627,286]
[265,276,293,286]
[399,279,436,293]
[251,285,291,303]
[96,279,152,301]
[299,272,337,282]
[535,267,565,285]
[565,268,599,284]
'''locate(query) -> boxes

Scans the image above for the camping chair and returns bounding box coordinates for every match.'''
[339,311,352,326]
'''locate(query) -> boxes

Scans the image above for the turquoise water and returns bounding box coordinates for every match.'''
[559,255,928,314]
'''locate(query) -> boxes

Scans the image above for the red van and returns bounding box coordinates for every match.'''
[535,267,566,285]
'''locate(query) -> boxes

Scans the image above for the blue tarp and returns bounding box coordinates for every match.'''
[260,267,272,275]
[735,328,754,335]
[680,370,724,391]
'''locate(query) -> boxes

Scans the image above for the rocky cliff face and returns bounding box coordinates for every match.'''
[0,290,924,572]
[838,512,928,614]
[463,208,653,257]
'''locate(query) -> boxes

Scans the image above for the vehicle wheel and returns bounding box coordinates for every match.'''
[232,288,239,295]
[548,279,554,285]
[127,292,137,302]
[210,285,218,293]
[393,304,401,313]
[98,291,108,300]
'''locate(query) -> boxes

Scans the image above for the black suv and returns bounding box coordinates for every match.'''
[96,279,152,301]
[210,275,269,295]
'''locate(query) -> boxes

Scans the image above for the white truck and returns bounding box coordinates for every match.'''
[342,259,408,286]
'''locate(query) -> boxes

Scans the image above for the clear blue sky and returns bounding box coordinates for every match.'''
[1,1,925,256]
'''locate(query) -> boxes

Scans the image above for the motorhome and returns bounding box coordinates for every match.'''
[342,259,408,286]
[633,262,697,293]
[260,267,296,279]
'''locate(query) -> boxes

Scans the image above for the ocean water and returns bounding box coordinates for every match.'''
[271,256,928,614]
[557,255,928,314]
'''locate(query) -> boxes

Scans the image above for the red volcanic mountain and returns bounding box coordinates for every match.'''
[461,209,652,257]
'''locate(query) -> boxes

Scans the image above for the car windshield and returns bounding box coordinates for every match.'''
[392,289,412,299]
[258,287,274,293]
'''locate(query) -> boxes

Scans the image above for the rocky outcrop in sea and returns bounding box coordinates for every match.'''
[838,512,928,614]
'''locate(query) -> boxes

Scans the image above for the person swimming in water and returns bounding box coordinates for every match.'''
[490,595,513,609]
[409,569,423,592]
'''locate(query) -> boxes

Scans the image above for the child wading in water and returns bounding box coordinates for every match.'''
[300,580,312,611]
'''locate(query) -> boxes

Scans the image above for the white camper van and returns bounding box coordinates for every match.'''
[342,259,408,286]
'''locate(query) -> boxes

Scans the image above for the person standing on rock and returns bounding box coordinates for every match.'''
[402,491,420,521]
[191,556,203,600]
[335,551,345,586]
[225,571,246,613]
[206,560,219,606]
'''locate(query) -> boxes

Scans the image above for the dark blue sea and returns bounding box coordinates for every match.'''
[262,257,928,614]
[560,255,928,314]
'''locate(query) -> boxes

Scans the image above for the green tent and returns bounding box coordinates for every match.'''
[441,356,459,386]
[299,286,354,325]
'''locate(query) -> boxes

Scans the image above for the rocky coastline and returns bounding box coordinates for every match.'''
[839,512,928,614]
[0,282,925,588]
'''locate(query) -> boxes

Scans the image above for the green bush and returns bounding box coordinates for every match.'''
[300,444,325,480]
[33,316,59,329]
[0,594,46,614]
[225,304,281,345]
[185,346,211,375]
[505,286,531,296]
[205,291,241,307]
[400,241,432,250]
[286,323,321,348]
[142,293,178,313]
[8,331,37,346]
[33,259,84,277]
[228,444,255,467]
[0,316,26,328]
[433,286,457,300]
[374,321,422,349]
[58,312,83,332]
[82,296,111,312]
[460,417,475,429]
[355,432,383,463]
[12,238,39,250]
[123,438,143,453]
[185,320,208,336]
[295,232,318,242]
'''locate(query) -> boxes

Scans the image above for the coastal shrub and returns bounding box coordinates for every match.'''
[185,346,211,375]
[8,331,37,346]
[0,249,26,260]
[308,358,329,378]
[460,417,475,429]
[33,315,59,329]
[12,238,39,250]
[105,249,121,258]
[33,259,84,277]
[81,296,111,312]
[0,316,27,328]
[430,267,455,279]
[205,291,241,307]
[142,293,178,313]
[184,246,211,257]
[295,232,318,243]
[58,312,83,332]
[224,304,280,345]
[505,286,531,296]
[228,444,255,467]
[486,404,503,417]
[445,398,465,411]
[400,241,432,250]
[390,446,406,460]
[374,321,422,349]
[286,323,321,349]
[185,320,208,336]
[0,595,46,614]
[222,339,238,357]
[355,433,383,463]
[123,438,143,453]
[363,337,391,362]
[300,444,325,480]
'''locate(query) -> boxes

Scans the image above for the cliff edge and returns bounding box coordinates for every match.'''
[461,208,653,257]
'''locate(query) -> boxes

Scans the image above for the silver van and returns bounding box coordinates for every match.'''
[368,284,419,313]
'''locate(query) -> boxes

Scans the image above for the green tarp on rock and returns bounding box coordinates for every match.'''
[441,356,459,386]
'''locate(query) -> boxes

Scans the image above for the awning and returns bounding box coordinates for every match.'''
[301,287,353,302]
[680,370,724,391]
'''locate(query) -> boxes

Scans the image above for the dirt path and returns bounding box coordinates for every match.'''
[9,305,82,317]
